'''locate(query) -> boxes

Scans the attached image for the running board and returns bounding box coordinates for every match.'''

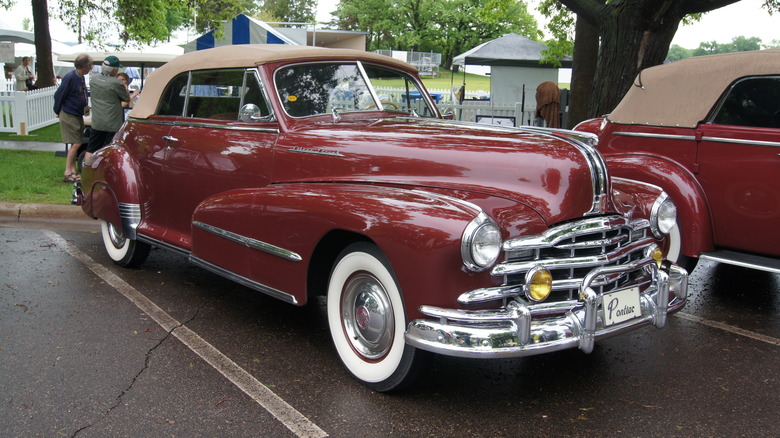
[699,250,780,274]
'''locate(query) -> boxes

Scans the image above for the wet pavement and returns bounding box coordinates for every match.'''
[1,225,779,437]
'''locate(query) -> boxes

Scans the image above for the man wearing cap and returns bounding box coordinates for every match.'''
[85,55,130,161]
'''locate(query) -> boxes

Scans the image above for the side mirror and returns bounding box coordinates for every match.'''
[442,107,455,120]
[239,103,274,123]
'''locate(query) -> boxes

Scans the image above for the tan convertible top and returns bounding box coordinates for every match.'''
[129,44,416,119]
[608,48,780,128]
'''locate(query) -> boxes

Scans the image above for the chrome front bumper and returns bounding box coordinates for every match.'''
[405,259,688,358]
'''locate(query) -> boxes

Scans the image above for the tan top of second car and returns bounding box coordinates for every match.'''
[608,48,780,128]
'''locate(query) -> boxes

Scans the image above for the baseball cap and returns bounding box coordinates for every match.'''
[103,55,123,68]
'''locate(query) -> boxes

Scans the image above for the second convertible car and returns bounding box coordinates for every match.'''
[575,49,780,274]
[77,45,687,391]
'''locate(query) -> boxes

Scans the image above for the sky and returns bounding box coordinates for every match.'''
[318,0,780,49]
[1,0,778,50]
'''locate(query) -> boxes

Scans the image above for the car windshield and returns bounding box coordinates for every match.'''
[274,62,436,118]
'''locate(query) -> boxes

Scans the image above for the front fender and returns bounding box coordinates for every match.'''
[81,145,142,237]
[190,183,513,313]
[604,154,714,256]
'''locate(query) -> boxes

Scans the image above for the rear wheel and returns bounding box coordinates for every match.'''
[100,219,150,268]
[326,242,428,392]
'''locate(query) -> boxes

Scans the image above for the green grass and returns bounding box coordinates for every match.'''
[0,149,73,204]
[0,122,63,143]
[421,70,491,91]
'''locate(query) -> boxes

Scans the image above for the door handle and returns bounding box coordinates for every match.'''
[162,135,179,142]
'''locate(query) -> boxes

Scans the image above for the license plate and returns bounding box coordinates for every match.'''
[602,286,641,326]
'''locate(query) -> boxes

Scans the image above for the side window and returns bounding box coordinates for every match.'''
[363,65,436,117]
[186,69,245,120]
[242,69,272,118]
[158,73,189,116]
[157,68,272,121]
[712,77,780,128]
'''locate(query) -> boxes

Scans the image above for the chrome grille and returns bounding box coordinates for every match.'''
[493,215,654,301]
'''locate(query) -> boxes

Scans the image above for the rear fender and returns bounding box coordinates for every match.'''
[605,154,713,256]
[81,145,141,238]
[190,184,506,313]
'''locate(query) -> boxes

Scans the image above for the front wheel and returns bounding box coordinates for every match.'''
[326,243,428,392]
[100,220,151,268]
[665,222,698,273]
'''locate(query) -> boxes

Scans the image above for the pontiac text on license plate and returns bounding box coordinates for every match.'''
[602,286,641,326]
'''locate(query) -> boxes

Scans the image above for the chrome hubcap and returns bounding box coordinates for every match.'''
[106,222,126,249]
[341,272,394,360]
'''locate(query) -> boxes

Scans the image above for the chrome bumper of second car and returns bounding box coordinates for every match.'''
[405,259,688,358]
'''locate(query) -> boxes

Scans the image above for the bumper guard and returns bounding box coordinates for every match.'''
[405,258,688,358]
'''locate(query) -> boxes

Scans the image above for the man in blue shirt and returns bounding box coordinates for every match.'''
[54,54,92,182]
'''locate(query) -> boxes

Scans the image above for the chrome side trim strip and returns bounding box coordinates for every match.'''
[192,221,303,262]
[126,118,175,126]
[127,118,279,133]
[118,203,141,240]
[614,131,696,141]
[701,136,780,148]
[699,250,780,274]
[190,256,298,305]
[175,122,280,133]
[136,234,191,257]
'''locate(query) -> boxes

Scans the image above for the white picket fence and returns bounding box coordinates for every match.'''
[0,86,59,135]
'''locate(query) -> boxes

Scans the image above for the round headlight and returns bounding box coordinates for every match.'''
[461,213,502,272]
[650,193,677,238]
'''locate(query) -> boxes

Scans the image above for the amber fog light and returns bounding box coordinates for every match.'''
[525,267,553,302]
[650,245,664,269]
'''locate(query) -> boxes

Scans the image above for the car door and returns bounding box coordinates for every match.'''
[160,68,279,250]
[697,76,780,257]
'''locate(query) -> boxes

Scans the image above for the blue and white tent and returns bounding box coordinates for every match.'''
[183,14,299,52]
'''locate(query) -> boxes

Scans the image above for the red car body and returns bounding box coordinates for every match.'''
[78,44,687,391]
[576,49,780,273]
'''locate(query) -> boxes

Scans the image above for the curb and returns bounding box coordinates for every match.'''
[0,202,95,225]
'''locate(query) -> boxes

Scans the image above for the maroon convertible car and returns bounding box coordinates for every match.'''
[77,44,687,391]
[576,49,780,274]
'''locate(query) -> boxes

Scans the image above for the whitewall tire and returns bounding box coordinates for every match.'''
[665,222,697,273]
[100,220,150,268]
[326,242,428,392]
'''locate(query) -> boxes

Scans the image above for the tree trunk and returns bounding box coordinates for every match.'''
[569,15,599,126]
[32,0,56,87]
[587,1,683,117]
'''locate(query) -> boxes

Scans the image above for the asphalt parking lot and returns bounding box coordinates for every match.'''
[2,221,779,437]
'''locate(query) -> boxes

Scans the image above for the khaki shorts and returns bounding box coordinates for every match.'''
[59,111,85,144]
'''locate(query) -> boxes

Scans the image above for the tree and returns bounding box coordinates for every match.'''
[432,0,539,69]
[258,0,316,23]
[551,1,780,118]
[538,0,595,126]
[334,0,539,70]
[23,0,255,88]
[667,44,694,61]
[32,0,56,88]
